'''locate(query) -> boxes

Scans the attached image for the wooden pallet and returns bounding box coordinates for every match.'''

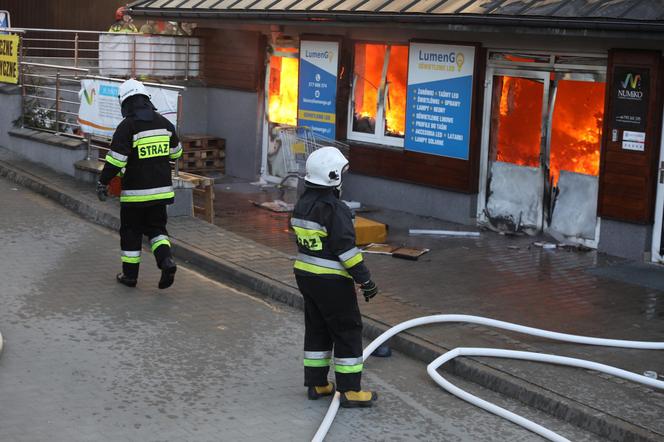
[181,134,225,151]
[176,171,215,224]
[180,134,226,174]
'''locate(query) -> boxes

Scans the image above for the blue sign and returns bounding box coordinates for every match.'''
[297,41,339,138]
[404,43,475,160]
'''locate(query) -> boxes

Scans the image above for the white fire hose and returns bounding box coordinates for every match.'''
[311,314,664,442]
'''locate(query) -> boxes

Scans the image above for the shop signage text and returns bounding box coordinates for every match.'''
[404,42,475,160]
[297,40,339,138]
[612,66,649,132]
[0,34,19,84]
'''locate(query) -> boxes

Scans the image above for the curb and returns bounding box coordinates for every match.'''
[0,157,659,442]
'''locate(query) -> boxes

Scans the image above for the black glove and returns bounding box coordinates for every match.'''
[96,181,108,201]
[360,280,378,302]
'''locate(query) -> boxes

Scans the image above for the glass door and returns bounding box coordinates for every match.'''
[651,109,664,263]
[483,70,549,233]
[261,47,299,183]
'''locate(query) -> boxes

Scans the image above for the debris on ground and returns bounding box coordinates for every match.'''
[533,241,557,249]
[409,229,480,238]
[251,199,294,213]
[363,243,430,260]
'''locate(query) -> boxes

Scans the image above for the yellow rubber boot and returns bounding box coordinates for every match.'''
[340,390,378,408]
[307,382,335,400]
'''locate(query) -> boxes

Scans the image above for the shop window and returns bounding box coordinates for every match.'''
[349,43,408,147]
[268,48,299,126]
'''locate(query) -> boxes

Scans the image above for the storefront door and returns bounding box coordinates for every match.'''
[478,64,606,245]
[651,110,664,263]
[260,47,299,183]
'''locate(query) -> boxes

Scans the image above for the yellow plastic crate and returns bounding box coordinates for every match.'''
[354,216,387,246]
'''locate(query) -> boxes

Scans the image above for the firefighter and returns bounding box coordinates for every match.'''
[109,6,138,33]
[96,79,183,289]
[291,146,379,408]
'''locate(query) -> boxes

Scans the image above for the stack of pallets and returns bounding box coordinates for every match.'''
[179,135,225,175]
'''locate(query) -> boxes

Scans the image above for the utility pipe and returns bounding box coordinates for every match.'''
[312,315,664,442]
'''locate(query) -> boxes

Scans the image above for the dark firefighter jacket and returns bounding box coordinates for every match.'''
[99,97,183,207]
[291,186,371,283]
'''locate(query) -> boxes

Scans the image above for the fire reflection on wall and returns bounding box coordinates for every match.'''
[266,50,298,178]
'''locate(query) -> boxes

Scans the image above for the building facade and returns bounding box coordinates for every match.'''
[129,0,664,262]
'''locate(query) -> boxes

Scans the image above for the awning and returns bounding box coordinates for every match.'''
[128,0,664,32]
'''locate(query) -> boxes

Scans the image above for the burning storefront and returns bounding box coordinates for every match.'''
[129,0,664,262]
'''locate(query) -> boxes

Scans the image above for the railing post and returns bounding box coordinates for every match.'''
[175,92,183,177]
[55,70,61,134]
[86,134,92,161]
[185,38,190,81]
[19,34,25,128]
[74,32,79,72]
[131,36,137,78]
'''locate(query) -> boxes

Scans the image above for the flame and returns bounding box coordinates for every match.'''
[268,53,298,126]
[549,79,604,183]
[494,76,605,184]
[353,44,407,137]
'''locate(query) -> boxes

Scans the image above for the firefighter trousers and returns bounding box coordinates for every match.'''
[295,274,363,393]
[119,204,172,279]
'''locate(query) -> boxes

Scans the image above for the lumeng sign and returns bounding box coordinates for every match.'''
[297,40,339,138]
[404,42,475,160]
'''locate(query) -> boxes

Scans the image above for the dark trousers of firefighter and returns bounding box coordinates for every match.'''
[120,205,172,279]
[296,275,363,392]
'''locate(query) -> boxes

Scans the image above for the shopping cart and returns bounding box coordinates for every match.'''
[275,126,349,197]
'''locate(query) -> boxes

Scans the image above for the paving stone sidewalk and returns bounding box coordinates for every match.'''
[1,146,663,442]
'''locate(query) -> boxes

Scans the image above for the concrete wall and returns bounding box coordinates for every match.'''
[343,173,478,226]
[181,86,262,181]
[0,85,22,148]
[598,219,653,261]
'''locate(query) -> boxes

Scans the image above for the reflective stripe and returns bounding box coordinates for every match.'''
[150,235,169,245]
[296,254,345,270]
[121,250,141,264]
[134,135,170,148]
[305,351,332,360]
[170,144,182,155]
[339,247,363,268]
[294,261,351,278]
[304,358,331,368]
[109,150,128,162]
[122,250,141,257]
[133,129,171,142]
[334,363,363,374]
[335,357,363,366]
[121,192,175,203]
[150,235,171,253]
[122,186,174,196]
[291,218,327,233]
[105,154,126,168]
[121,186,175,203]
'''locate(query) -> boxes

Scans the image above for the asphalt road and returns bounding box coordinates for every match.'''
[0,177,600,441]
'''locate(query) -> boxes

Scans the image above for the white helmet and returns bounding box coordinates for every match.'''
[118,78,149,105]
[305,146,348,187]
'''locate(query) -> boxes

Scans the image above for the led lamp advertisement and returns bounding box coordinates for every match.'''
[404,42,475,160]
[297,40,339,138]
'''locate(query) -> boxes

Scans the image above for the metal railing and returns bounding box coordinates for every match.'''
[15,27,201,81]
[19,60,186,175]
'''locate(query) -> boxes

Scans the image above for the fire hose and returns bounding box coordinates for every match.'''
[311,315,664,442]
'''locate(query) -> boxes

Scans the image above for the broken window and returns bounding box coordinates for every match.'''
[349,42,407,147]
